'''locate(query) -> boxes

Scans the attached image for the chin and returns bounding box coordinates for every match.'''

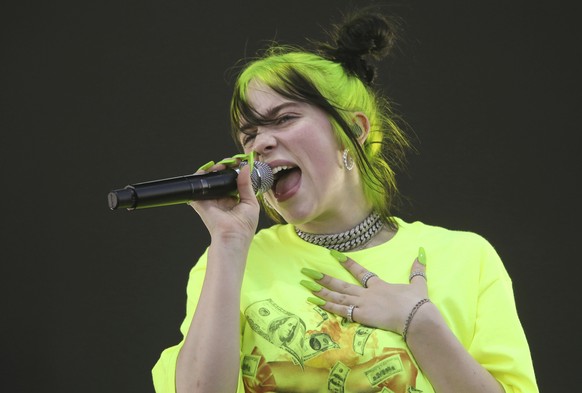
[276,205,319,228]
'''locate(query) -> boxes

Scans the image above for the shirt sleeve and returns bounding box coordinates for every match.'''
[151,250,246,392]
[468,239,538,393]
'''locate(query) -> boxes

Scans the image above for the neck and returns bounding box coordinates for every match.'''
[294,201,375,235]
[294,211,389,252]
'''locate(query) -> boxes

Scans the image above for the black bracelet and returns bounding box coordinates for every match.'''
[402,298,430,342]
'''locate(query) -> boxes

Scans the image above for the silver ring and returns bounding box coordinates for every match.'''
[361,271,378,288]
[409,271,427,282]
[346,304,357,323]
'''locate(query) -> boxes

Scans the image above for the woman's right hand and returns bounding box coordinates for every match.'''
[187,158,261,246]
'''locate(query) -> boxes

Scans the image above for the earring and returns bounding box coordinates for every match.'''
[343,148,354,171]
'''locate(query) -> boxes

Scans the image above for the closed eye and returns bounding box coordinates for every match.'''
[239,113,298,147]
[241,133,255,147]
[275,114,298,125]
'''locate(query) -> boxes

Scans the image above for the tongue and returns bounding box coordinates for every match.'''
[274,168,301,197]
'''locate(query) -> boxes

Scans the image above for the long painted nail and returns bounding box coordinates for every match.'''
[196,160,215,171]
[330,249,348,263]
[418,247,427,265]
[307,297,326,306]
[216,158,237,165]
[301,268,324,280]
[300,280,323,292]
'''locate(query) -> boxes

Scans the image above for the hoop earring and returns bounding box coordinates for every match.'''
[343,148,354,171]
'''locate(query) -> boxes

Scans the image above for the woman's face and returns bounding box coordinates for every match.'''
[238,81,370,233]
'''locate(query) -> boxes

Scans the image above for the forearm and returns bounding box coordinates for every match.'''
[406,303,504,393]
[176,239,249,393]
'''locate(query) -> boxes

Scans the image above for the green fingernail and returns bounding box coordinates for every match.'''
[216,158,237,165]
[307,297,326,306]
[330,249,348,263]
[300,280,323,292]
[196,160,215,171]
[301,268,324,280]
[418,247,427,265]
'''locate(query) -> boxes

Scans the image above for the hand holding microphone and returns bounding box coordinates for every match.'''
[107,160,273,211]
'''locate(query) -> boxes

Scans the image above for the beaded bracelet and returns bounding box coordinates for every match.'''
[402,298,430,342]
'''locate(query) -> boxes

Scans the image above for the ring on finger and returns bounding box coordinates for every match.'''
[409,271,427,282]
[346,304,357,323]
[360,271,378,288]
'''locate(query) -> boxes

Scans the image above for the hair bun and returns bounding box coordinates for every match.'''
[316,12,399,85]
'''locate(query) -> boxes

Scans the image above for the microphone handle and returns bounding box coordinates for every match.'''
[108,169,239,210]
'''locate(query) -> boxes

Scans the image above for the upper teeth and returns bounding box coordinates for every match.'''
[271,165,293,175]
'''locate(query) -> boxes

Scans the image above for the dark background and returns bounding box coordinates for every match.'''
[2,1,579,392]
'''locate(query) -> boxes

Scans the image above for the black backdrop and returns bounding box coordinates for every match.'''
[2,1,579,392]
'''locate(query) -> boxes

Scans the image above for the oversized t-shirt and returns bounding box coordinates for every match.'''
[152,218,538,392]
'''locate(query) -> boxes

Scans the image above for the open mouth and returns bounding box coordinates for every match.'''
[271,165,302,199]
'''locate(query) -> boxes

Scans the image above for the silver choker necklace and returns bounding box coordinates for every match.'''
[295,212,384,252]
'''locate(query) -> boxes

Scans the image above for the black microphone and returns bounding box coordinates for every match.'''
[107,161,273,210]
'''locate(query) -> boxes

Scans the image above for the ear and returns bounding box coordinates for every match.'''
[352,112,371,146]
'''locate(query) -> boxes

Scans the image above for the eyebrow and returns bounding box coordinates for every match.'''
[264,102,300,118]
[239,102,300,132]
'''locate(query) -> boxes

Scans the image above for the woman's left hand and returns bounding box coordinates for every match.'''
[304,248,428,335]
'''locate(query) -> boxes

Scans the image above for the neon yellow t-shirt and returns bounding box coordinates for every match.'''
[152,218,538,392]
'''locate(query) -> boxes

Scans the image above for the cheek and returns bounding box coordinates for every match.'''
[303,138,342,170]
[293,125,334,153]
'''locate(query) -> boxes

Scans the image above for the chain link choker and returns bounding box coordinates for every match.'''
[295,212,384,252]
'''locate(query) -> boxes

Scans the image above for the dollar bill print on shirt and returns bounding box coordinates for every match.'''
[304,332,340,361]
[353,326,374,355]
[244,299,307,367]
[243,299,422,392]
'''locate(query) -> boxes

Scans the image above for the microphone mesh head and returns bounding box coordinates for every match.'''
[240,161,274,194]
[250,161,274,194]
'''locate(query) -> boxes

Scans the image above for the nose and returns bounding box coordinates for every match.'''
[253,128,277,156]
